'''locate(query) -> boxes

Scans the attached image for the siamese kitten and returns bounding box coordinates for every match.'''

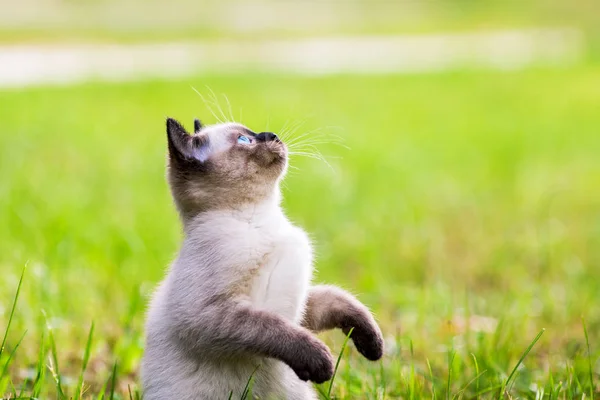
[141,118,384,400]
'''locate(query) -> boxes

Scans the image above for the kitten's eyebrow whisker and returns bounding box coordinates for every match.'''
[206,87,227,122]
[192,86,223,124]
[205,86,229,123]
[222,94,235,123]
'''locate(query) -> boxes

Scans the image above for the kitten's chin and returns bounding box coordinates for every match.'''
[268,146,288,175]
[270,145,287,164]
[256,142,287,169]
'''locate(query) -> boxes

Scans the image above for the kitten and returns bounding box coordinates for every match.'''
[141,118,384,399]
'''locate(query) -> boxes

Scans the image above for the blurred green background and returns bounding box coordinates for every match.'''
[1,1,599,399]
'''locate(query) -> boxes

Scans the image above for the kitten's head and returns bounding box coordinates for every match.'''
[165,118,287,217]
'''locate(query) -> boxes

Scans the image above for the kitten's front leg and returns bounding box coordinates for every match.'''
[172,298,335,383]
[302,285,384,361]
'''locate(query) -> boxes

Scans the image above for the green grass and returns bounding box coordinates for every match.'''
[1,67,600,398]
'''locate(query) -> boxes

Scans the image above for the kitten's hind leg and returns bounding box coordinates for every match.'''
[301,285,384,361]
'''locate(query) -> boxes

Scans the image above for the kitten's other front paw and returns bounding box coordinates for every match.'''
[343,312,384,361]
[288,336,334,384]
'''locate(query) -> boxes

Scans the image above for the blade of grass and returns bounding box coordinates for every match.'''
[453,369,488,400]
[96,380,107,400]
[8,380,17,398]
[582,318,594,400]
[316,383,329,399]
[327,327,354,398]
[473,383,504,397]
[427,358,436,400]
[571,361,585,396]
[74,322,95,400]
[547,366,555,400]
[239,364,260,400]
[379,355,387,398]
[18,376,29,399]
[565,362,576,399]
[43,310,65,399]
[471,353,480,400]
[553,381,562,399]
[32,332,47,398]
[109,361,118,400]
[447,349,456,400]
[0,330,27,380]
[504,328,545,396]
[409,339,415,400]
[0,266,25,361]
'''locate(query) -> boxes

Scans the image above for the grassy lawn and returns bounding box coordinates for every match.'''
[1,68,599,398]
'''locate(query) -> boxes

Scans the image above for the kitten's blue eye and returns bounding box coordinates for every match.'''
[237,135,251,144]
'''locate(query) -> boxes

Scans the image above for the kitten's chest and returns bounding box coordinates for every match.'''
[249,229,312,322]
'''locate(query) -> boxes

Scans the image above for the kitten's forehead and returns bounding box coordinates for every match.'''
[201,122,249,137]
[200,122,250,154]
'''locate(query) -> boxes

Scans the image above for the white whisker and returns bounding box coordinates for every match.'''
[279,120,306,143]
[288,150,334,172]
[284,128,327,147]
[288,140,350,151]
[191,86,223,124]
[280,118,306,139]
[205,86,229,123]
[222,94,235,123]
[285,126,345,147]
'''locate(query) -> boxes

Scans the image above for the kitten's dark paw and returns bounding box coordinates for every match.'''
[289,336,334,384]
[350,326,384,361]
[343,313,384,361]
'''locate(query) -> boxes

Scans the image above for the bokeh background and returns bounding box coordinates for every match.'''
[1,1,599,398]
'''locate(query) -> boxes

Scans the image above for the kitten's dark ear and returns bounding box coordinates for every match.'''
[166,118,209,163]
[194,118,203,133]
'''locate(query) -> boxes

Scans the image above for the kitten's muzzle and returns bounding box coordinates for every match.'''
[255,132,279,143]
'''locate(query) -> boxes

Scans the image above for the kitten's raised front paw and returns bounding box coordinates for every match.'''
[288,336,334,384]
[343,313,384,361]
